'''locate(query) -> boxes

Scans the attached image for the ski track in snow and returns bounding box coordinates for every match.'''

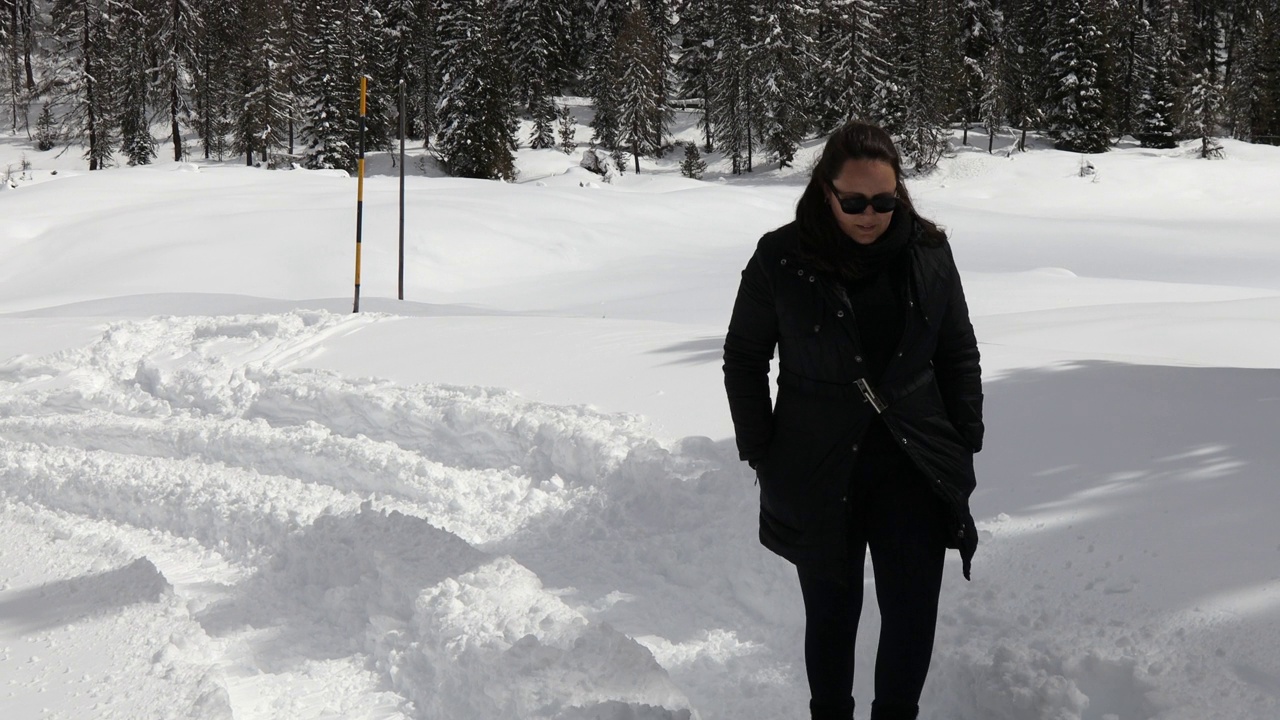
[1,309,1273,720]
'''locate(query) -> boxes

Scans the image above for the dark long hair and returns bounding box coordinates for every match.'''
[795,121,946,278]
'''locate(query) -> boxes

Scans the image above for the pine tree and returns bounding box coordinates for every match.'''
[51,0,119,170]
[1185,67,1224,156]
[557,102,575,153]
[1046,0,1112,152]
[529,92,556,149]
[192,0,238,160]
[503,0,568,123]
[886,0,952,170]
[959,0,998,145]
[301,0,356,170]
[748,0,815,168]
[1002,0,1050,150]
[155,0,200,161]
[433,0,518,179]
[674,0,715,149]
[1137,0,1185,149]
[980,40,1006,152]
[613,4,668,173]
[679,141,706,178]
[708,0,752,173]
[236,0,291,166]
[116,0,156,166]
[585,0,628,160]
[35,101,57,150]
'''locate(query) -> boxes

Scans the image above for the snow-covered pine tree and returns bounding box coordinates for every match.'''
[748,0,815,168]
[235,0,291,166]
[679,141,706,178]
[379,0,424,144]
[154,0,200,161]
[116,0,156,166]
[708,0,751,173]
[192,0,238,160]
[1137,0,1184,149]
[352,0,393,153]
[585,0,628,163]
[557,102,575,153]
[855,0,897,129]
[1045,0,1112,152]
[51,0,119,170]
[1250,0,1280,144]
[959,0,998,145]
[301,0,356,170]
[980,39,1006,152]
[806,0,856,135]
[503,0,567,120]
[274,0,305,157]
[433,0,518,179]
[1185,67,1224,157]
[1108,0,1150,138]
[35,100,56,150]
[2,0,21,133]
[886,0,951,171]
[1001,0,1049,150]
[415,0,439,145]
[613,3,668,173]
[674,0,715,150]
[530,92,556,148]
[1225,0,1279,144]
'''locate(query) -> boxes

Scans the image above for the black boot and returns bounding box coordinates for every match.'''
[810,697,854,720]
[868,700,918,720]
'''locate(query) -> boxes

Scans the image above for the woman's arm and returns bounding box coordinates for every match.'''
[932,246,984,452]
[723,250,779,463]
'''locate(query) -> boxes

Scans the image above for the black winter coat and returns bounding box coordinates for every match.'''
[723,215,984,579]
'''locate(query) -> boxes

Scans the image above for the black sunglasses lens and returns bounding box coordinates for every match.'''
[838,194,896,214]
[870,195,898,213]
[839,197,869,214]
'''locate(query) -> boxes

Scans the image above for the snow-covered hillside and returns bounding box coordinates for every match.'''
[1,125,1279,720]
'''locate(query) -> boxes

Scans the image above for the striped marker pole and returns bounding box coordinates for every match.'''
[353,75,368,314]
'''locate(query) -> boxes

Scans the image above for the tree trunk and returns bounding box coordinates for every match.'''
[633,137,640,173]
[170,0,182,161]
[83,0,99,171]
[21,0,33,91]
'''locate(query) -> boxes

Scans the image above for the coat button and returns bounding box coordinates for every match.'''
[855,355,863,363]
[808,276,816,283]
[837,311,845,317]
[781,258,787,265]
[897,351,903,357]
[851,443,859,452]
[813,324,821,332]
[908,300,915,307]
[797,269,804,276]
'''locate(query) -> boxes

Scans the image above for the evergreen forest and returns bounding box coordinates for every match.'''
[2,0,1278,178]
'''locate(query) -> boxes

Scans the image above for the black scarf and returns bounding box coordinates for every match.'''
[799,208,914,284]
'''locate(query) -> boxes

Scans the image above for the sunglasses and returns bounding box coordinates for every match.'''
[829,187,898,215]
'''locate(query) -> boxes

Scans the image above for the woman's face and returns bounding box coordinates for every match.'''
[824,159,898,245]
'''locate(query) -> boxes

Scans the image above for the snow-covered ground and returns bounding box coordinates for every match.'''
[1,116,1279,720]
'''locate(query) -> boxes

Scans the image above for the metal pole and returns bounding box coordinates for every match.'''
[398,79,406,301]
[354,76,367,314]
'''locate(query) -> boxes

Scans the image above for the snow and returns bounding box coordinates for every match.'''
[1,121,1279,720]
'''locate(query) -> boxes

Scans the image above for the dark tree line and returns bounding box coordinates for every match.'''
[1,0,1278,176]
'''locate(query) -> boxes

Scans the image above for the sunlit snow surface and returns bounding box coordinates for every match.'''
[1,122,1279,720]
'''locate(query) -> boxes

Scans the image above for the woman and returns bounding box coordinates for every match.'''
[722,121,983,720]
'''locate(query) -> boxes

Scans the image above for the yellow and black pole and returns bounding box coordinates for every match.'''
[353,76,368,313]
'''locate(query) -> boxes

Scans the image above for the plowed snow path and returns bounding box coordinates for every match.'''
[0,310,801,720]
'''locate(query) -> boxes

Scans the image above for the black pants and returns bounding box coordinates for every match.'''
[798,448,947,720]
